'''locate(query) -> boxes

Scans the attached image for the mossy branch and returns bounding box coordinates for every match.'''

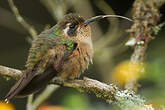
[0,65,153,110]
[125,0,165,90]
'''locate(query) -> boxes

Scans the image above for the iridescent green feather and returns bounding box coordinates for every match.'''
[25,37,56,69]
[25,27,75,70]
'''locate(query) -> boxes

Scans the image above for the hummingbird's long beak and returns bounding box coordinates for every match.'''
[84,15,133,24]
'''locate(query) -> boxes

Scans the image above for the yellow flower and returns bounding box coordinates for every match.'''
[112,60,144,85]
[0,101,15,110]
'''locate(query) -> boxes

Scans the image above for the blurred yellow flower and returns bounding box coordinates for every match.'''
[112,60,144,85]
[0,101,15,110]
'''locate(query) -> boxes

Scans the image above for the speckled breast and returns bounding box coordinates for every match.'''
[59,43,93,79]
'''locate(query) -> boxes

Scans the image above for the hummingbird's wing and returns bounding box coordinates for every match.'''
[5,35,76,101]
[25,36,61,70]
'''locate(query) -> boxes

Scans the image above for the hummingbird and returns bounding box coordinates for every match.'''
[4,13,132,101]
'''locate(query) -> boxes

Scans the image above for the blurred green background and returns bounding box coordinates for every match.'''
[0,0,165,110]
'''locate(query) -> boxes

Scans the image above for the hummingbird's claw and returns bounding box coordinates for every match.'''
[52,77,66,84]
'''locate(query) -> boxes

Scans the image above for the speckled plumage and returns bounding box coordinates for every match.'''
[5,13,93,101]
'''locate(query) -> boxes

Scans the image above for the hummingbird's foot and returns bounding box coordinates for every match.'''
[52,77,66,84]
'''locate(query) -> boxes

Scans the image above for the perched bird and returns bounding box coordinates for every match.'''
[5,13,132,101]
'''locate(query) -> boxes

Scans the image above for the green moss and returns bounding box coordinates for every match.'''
[2,75,12,81]
[77,86,115,102]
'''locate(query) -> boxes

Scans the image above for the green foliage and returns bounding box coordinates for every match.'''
[61,91,89,110]
[144,60,165,84]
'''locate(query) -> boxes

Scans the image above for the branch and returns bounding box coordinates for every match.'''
[125,0,165,90]
[0,65,22,79]
[32,85,59,110]
[8,0,38,39]
[128,0,164,62]
[0,65,154,110]
[26,95,33,110]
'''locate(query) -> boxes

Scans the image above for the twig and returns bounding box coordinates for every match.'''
[125,0,165,90]
[32,85,59,110]
[8,0,38,39]
[0,65,154,110]
[0,7,27,34]
[26,95,33,110]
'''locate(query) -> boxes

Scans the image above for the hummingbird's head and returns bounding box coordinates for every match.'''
[57,13,92,43]
[56,13,132,44]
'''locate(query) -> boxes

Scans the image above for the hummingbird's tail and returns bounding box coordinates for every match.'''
[4,66,57,101]
[4,69,35,101]
[17,66,56,97]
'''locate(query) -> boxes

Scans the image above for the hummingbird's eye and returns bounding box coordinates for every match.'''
[69,24,77,30]
[64,23,78,37]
